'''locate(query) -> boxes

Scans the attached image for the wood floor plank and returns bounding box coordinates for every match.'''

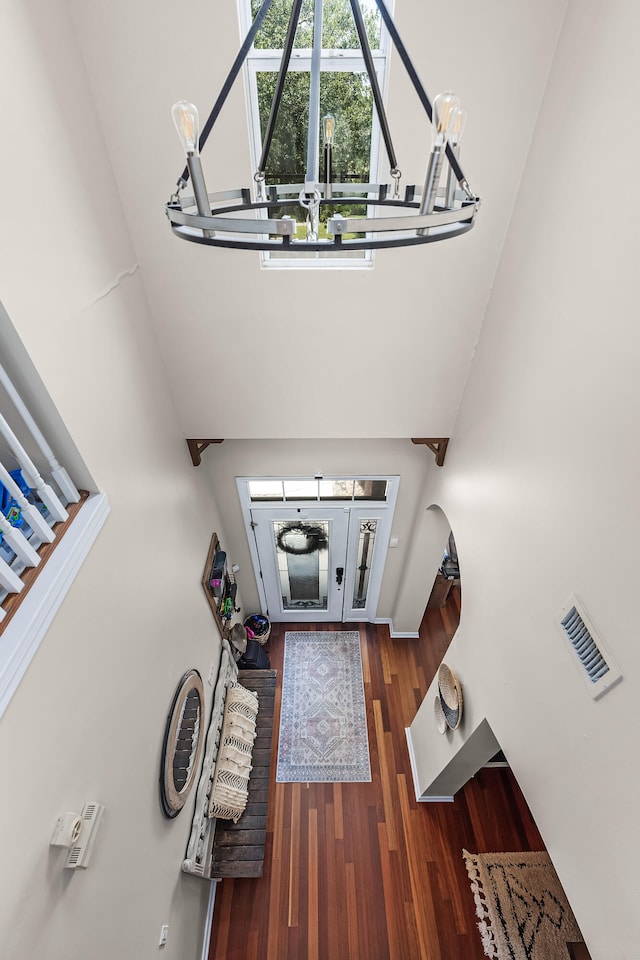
[345,861,360,960]
[288,780,301,929]
[397,771,441,960]
[332,782,344,841]
[209,591,549,960]
[372,699,400,852]
[308,805,319,960]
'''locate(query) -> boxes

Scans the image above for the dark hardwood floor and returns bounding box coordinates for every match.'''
[209,589,544,959]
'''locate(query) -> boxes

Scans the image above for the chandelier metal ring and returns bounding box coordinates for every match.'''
[166,193,477,251]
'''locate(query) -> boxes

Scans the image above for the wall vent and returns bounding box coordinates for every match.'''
[556,595,622,700]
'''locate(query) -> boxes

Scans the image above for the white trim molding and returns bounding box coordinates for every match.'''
[0,493,110,719]
[374,617,419,639]
[404,727,453,802]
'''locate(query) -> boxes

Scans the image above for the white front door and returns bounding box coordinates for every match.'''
[248,502,394,622]
[251,507,349,621]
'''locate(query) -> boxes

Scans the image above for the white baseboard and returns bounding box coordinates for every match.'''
[373,617,419,639]
[404,727,454,803]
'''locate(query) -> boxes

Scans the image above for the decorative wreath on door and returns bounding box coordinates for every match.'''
[276,523,328,556]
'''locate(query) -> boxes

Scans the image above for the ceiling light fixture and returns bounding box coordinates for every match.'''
[165,0,480,252]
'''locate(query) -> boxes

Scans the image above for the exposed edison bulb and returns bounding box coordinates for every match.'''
[172,101,200,155]
[323,114,335,147]
[450,108,467,148]
[432,91,460,148]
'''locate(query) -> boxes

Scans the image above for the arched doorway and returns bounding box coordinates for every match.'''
[391,503,461,638]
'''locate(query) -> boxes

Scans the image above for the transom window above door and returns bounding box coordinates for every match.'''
[247,477,389,502]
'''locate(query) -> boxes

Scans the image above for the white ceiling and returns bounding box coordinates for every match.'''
[67,0,567,439]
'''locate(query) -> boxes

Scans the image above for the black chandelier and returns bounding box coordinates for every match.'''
[165,0,480,252]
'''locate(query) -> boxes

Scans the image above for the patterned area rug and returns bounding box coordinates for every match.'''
[463,850,584,959]
[276,631,371,783]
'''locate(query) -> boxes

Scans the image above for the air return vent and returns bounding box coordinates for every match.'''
[556,595,622,700]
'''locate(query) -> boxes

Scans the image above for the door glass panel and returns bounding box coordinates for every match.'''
[274,520,329,610]
[352,519,377,608]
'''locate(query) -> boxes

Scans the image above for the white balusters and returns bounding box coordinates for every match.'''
[0,412,68,523]
[0,514,40,568]
[0,361,80,503]
[0,463,54,544]
[0,361,85,611]
[0,557,23,596]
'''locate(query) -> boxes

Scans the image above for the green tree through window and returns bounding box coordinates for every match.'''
[244,0,388,252]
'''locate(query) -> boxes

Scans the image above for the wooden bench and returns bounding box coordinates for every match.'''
[211,669,277,879]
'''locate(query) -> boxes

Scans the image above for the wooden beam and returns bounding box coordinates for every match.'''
[186,438,224,466]
[411,437,449,466]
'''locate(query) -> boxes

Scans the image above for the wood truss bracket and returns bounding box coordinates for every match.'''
[186,439,224,467]
[411,438,450,467]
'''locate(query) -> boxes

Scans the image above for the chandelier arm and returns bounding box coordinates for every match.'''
[258,0,305,175]
[177,0,275,188]
[304,0,324,190]
[348,0,398,174]
[373,0,469,190]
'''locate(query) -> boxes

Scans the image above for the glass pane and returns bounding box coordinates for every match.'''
[249,480,285,501]
[354,479,388,500]
[252,0,314,49]
[257,71,309,196]
[274,520,329,610]
[352,519,377,608]
[319,479,354,500]
[283,479,318,500]
[323,0,381,49]
[255,68,373,231]
[251,0,381,51]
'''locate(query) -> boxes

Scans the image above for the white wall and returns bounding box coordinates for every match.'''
[408,3,640,957]
[0,3,228,957]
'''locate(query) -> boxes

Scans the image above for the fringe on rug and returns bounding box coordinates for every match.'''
[462,849,498,959]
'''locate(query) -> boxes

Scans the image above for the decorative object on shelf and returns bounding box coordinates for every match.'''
[165,0,480,253]
[435,662,463,731]
[160,670,206,818]
[202,533,241,640]
[434,694,447,735]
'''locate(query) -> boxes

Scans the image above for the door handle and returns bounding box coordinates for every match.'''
[336,567,344,586]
